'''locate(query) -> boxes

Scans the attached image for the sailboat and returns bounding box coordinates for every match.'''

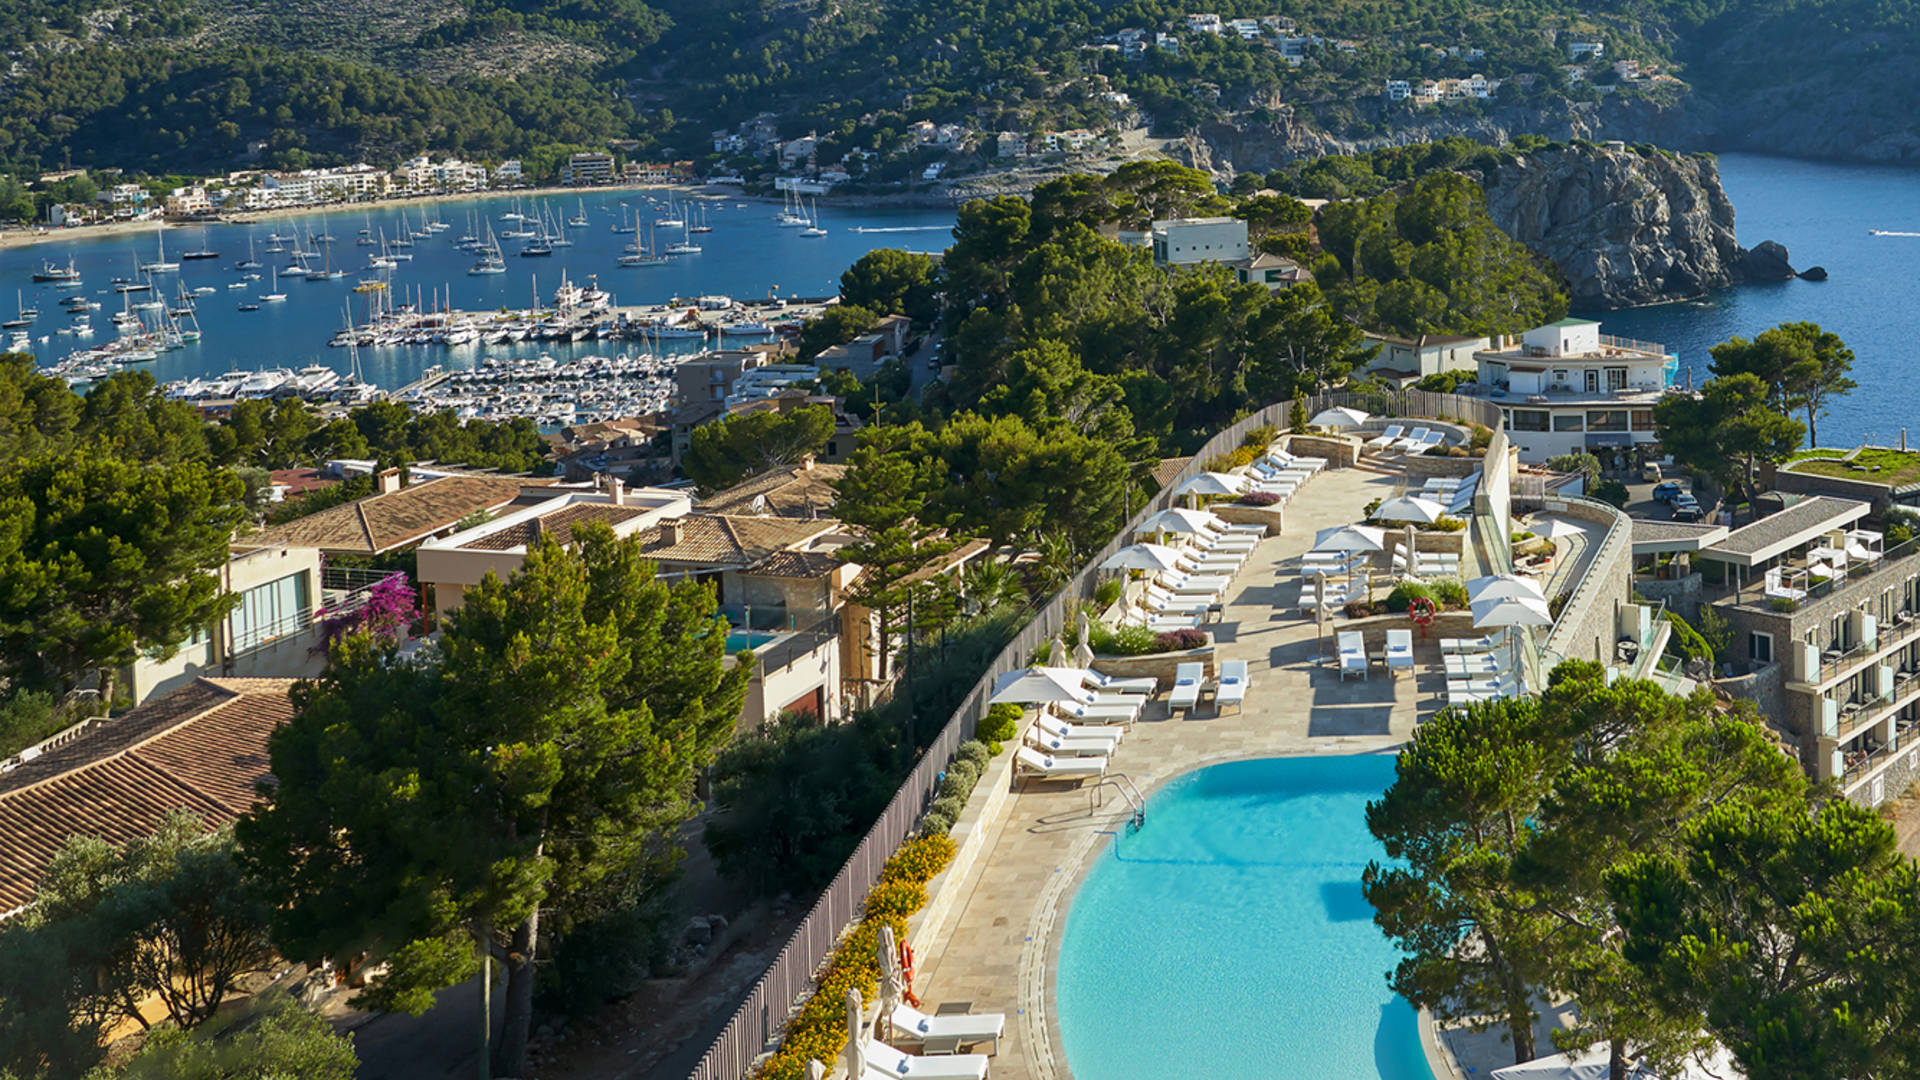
[180,228,220,260]
[368,231,399,270]
[689,203,713,234]
[568,198,590,228]
[358,212,377,245]
[236,235,263,270]
[800,199,828,238]
[313,214,336,243]
[655,198,685,229]
[2,291,35,330]
[611,205,636,234]
[140,226,180,272]
[468,226,507,274]
[776,187,807,227]
[547,207,573,248]
[259,267,287,303]
[391,211,414,247]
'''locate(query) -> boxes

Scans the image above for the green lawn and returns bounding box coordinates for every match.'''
[1787,448,1920,486]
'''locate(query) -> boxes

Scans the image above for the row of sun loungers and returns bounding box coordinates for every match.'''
[1338,629,1416,680]
[1363,425,1446,455]
[861,1002,1007,1077]
[1440,635,1519,708]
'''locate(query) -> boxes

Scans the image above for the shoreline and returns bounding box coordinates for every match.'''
[0,180,961,253]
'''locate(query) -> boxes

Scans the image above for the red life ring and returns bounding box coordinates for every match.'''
[900,941,920,1006]
[1408,596,1438,637]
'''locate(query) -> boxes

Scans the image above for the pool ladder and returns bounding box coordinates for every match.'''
[1092,773,1147,833]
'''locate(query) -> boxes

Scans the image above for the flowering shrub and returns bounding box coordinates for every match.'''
[1152,628,1208,652]
[1238,491,1282,507]
[319,574,418,644]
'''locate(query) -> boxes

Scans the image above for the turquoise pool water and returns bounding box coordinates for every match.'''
[725,630,777,652]
[1056,755,1434,1080]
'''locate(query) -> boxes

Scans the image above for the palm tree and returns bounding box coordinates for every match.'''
[961,561,1028,615]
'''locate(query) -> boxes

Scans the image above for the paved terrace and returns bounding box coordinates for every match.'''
[907,464,1610,1080]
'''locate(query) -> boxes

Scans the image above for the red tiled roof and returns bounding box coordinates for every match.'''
[0,678,296,917]
[243,476,548,555]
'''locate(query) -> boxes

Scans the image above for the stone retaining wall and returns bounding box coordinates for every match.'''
[1090,642,1217,686]
[1211,503,1286,534]
[1285,433,1358,468]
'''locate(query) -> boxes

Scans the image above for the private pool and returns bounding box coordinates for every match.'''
[725,630,779,653]
[1056,755,1435,1080]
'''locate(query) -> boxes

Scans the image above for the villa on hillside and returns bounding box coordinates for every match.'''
[1458,318,1684,462]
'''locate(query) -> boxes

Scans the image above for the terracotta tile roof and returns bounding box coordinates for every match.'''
[749,550,845,579]
[461,503,650,551]
[269,469,336,496]
[698,464,847,519]
[1152,457,1193,490]
[0,678,296,917]
[632,515,840,569]
[244,476,546,555]
[901,537,993,584]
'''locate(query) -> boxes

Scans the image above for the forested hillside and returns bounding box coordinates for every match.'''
[0,0,1916,176]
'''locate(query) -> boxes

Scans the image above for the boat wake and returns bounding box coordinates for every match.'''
[849,226,953,233]
[1869,229,1920,237]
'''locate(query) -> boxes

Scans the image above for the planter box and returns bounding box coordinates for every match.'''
[1212,503,1285,534]
[1091,641,1217,687]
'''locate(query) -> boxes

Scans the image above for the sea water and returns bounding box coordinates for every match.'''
[1056,755,1434,1080]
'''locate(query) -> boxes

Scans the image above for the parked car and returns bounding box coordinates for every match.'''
[1652,481,1686,503]
[1672,498,1705,522]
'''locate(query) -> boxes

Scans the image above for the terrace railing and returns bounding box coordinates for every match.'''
[684,390,1503,1080]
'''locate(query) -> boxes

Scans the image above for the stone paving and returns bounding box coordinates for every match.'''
[911,465,1470,1080]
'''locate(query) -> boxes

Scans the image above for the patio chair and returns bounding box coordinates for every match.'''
[1143,586,1215,614]
[1364,424,1405,451]
[1083,670,1158,695]
[1155,570,1231,596]
[1391,426,1432,452]
[1168,662,1205,714]
[1215,659,1249,714]
[1055,697,1142,725]
[1299,583,1349,614]
[862,1039,990,1080]
[1385,629,1414,677]
[1445,653,1501,678]
[1270,448,1327,471]
[1338,630,1369,680]
[1412,430,1445,453]
[1014,745,1108,786]
[1441,635,1495,654]
[887,1003,1006,1055]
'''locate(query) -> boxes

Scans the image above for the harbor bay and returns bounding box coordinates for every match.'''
[2,188,957,421]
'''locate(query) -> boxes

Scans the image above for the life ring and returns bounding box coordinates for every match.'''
[900,941,920,1006]
[1408,596,1438,637]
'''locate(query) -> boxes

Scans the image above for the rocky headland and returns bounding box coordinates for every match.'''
[1478,144,1799,310]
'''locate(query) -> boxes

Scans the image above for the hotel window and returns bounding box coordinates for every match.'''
[1606,367,1628,391]
[1631,409,1655,430]
[1551,369,1568,385]
[229,572,311,653]
[1750,631,1773,665]
[1553,414,1584,432]
[1511,409,1549,432]
[1586,410,1629,432]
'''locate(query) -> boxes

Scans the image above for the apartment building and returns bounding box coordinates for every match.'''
[1150,216,1250,266]
[562,152,616,185]
[1465,319,1682,461]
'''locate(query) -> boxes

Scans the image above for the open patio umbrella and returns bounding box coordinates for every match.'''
[1372,495,1448,524]
[843,990,867,1076]
[1139,507,1222,537]
[1173,472,1248,505]
[1473,594,1555,678]
[1074,610,1095,668]
[1467,573,1548,605]
[1310,406,1370,429]
[989,666,1087,705]
[878,924,903,1019]
[1531,516,1585,543]
[1101,542,1184,572]
[1312,523,1387,554]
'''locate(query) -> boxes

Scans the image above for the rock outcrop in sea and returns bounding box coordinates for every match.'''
[1479,143,1791,309]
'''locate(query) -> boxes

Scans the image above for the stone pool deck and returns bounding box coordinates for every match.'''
[911,465,1469,1080]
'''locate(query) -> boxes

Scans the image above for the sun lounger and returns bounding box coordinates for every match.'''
[862,1039,990,1080]
[1026,726,1115,757]
[1055,698,1142,725]
[1422,477,1462,492]
[1168,662,1204,714]
[1194,531,1260,549]
[1178,552,1247,572]
[1142,588,1214,615]
[1014,745,1108,785]
[1338,630,1368,680]
[888,1003,1006,1055]
[1214,521,1268,534]
[1409,431,1445,454]
[1084,670,1158,695]
[1037,713,1127,744]
[1445,653,1501,678]
[1364,424,1405,451]
[1441,635,1495,654]
[1157,569,1232,593]
[1215,660,1249,713]
[1076,686,1149,710]
[1119,608,1204,631]
[1391,426,1432,452]
[1269,448,1327,471]
[1447,676,1502,696]
[1385,629,1414,676]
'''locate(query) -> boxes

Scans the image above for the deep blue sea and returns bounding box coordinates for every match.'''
[0,191,958,390]
[1604,152,1920,449]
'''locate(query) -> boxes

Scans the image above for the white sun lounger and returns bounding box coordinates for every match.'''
[1055,698,1142,725]
[1447,676,1503,696]
[1385,629,1414,676]
[1026,726,1115,757]
[1037,713,1127,745]
[1084,670,1159,695]
[1194,532,1260,551]
[1142,588,1214,615]
[1215,660,1249,714]
[888,1003,1006,1055]
[1364,424,1405,450]
[1268,447,1327,470]
[1445,653,1502,678]
[1441,635,1496,654]
[1076,686,1149,710]
[1338,630,1368,680]
[863,1039,990,1080]
[1299,583,1349,611]
[1014,745,1107,785]
[1169,662,1204,714]
[1119,608,1203,631]
[1157,569,1232,593]
[1178,552,1247,573]
[1391,426,1432,452]
[1413,430,1445,452]
[1213,520,1269,534]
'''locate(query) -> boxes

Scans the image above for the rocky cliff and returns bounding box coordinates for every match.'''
[1480,145,1780,310]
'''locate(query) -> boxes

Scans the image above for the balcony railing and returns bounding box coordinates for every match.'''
[1733,533,1920,613]
[1806,612,1920,685]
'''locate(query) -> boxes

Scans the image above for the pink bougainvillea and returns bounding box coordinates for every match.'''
[321,573,420,644]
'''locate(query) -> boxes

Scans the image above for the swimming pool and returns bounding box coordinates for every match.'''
[725,630,778,653]
[1056,755,1435,1080]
